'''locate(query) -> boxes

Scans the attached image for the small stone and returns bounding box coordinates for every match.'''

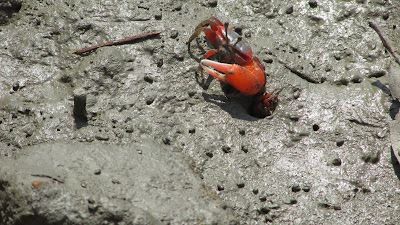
[81,182,87,188]
[170,30,179,39]
[241,145,248,153]
[259,196,267,202]
[253,189,259,195]
[217,185,224,191]
[94,169,101,175]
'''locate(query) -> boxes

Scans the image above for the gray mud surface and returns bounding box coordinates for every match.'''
[1,0,400,224]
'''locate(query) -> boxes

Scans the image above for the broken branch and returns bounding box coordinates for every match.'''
[369,21,400,65]
[72,31,161,55]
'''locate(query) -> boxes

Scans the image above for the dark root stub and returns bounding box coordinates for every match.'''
[248,97,279,119]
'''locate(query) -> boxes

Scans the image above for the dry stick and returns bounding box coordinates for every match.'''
[368,21,400,65]
[72,31,161,54]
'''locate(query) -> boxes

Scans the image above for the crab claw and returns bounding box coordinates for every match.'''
[200,59,265,96]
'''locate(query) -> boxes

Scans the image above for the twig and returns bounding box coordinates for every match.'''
[368,21,400,65]
[72,31,161,54]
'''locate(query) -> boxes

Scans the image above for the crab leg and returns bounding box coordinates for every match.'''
[259,88,280,108]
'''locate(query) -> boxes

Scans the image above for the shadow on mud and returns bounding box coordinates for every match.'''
[390,148,400,181]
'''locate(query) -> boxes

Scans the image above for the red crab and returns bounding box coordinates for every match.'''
[188,17,279,118]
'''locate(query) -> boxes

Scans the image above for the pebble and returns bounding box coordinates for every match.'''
[170,30,178,39]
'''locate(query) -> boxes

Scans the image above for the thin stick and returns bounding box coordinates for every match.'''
[72,31,161,54]
[368,21,400,65]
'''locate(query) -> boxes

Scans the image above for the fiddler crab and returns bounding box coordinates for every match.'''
[188,17,279,118]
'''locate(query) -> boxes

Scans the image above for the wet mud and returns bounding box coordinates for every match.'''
[1,0,400,224]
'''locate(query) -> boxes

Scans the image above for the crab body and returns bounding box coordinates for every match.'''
[188,17,279,117]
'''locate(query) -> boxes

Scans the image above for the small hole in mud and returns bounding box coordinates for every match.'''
[241,145,248,153]
[383,13,389,20]
[339,79,349,85]
[206,152,213,158]
[144,76,154,84]
[336,140,344,147]
[234,27,243,35]
[263,58,273,64]
[56,128,60,131]
[146,99,154,105]
[313,124,319,131]
[248,97,278,119]
[259,196,267,202]
[351,77,362,83]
